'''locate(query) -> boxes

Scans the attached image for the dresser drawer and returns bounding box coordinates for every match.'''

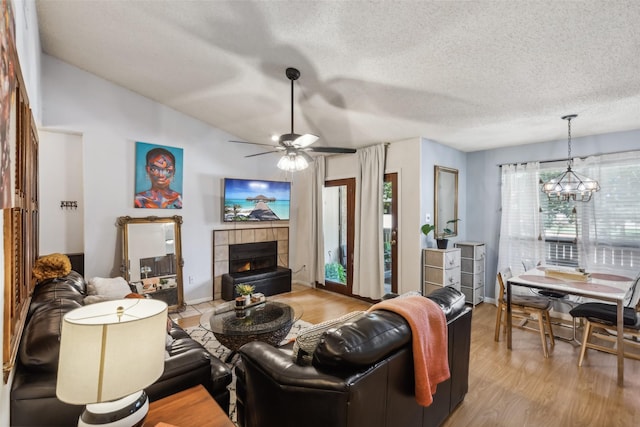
[461,271,484,288]
[456,243,485,260]
[425,266,461,288]
[461,258,485,274]
[461,285,484,304]
[424,248,460,269]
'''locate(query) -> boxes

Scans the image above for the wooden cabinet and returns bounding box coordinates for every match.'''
[423,247,461,296]
[455,242,486,306]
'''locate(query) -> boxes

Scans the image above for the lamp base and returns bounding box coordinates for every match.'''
[78,390,149,427]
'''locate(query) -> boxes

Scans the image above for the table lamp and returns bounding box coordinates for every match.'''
[56,298,168,427]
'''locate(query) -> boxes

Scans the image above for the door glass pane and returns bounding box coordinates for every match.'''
[383,180,392,294]
[323,185,347,285]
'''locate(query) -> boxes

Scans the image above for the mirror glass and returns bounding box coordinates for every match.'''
[118,215,185,311]
[434,166,459,238]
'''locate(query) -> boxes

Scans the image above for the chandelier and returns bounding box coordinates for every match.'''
[541,114,600,202]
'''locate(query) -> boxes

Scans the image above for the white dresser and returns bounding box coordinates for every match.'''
[423,247,461,296]
[454,242,486,306]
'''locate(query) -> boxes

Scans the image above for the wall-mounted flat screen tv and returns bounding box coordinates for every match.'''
[223,178,291,222]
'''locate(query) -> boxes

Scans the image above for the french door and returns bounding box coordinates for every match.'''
[384,173,398,295]
[320,174,398,298]
[319,178,355,295]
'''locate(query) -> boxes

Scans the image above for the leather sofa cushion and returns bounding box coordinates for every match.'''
[313,310,410,369]
[570,302,638,327]
[30,275,86,315]
[293,310,365,365]
[19,299,82,372]
[425,286,466,321]
[37,270,86,294]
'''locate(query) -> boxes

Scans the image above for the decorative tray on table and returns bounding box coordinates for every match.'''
[235,293,266,310]
[545,268,591,282]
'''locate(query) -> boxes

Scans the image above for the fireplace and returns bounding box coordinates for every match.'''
[212,227,290,300]
[229,241,277,273]
[222,240,291,301]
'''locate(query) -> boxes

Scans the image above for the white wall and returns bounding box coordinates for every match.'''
[38,129,84,254]
[467,129,640,301]
[419,138,468,250]
[40,54,281,304]
[12,0,41,123]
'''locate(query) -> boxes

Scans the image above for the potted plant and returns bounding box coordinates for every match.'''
[235,283,255,305]
[421,219,461,249]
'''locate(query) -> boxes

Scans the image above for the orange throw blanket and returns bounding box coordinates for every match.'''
[369,295,450,406]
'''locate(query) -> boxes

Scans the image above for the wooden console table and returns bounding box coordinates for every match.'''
[144,385,233,427]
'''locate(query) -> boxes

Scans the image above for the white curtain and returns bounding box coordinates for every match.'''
[290,157,325,286]
[353,145,386,299]
[574,152,640,275]
[497,162,545,297]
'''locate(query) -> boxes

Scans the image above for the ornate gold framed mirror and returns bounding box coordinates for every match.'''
[434,165,459,238]
[117,215,185,312]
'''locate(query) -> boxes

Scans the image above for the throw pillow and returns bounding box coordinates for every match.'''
[125,292,145,299]
[83,295,110,305]
[87,276,132,300]
[32,253,72,282]
[292,311,365,365]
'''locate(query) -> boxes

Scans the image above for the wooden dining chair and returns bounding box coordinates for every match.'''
[495,267,555,357]
[570,273,640,366]
[522,259,580,343]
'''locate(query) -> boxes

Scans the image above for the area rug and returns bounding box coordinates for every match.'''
[185,315,312,425]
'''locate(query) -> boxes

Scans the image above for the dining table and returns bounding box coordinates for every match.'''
[506,266,635,387]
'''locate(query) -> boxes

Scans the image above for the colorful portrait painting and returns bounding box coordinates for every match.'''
[0,0,15,209]
[134,141,183,209]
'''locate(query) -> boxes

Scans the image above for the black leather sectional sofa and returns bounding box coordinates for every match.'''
[10,271,232,427]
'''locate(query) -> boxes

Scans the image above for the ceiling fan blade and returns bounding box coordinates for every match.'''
[306,146,357,154]
[299,151,314,163]
[244,150,282,158]
[293,133,319,148]
[229,140,277,148]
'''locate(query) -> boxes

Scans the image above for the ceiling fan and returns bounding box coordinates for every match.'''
[230,67,356,171]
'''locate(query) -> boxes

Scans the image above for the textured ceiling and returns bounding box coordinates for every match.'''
[35,1,640,152]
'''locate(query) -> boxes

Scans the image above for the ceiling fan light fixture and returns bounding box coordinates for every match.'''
[541,114,600,202]
[277,152,308,172]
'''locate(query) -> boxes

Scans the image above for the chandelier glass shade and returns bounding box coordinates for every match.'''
[541,115,600,202]
[277,150,311,172]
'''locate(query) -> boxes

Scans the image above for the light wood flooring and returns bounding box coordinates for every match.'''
[174,284,639,426]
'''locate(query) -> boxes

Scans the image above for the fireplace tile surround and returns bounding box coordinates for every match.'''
[213,226,289,300]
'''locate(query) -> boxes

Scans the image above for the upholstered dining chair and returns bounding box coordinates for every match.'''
[495,267,555,357]
[570,272,640,366]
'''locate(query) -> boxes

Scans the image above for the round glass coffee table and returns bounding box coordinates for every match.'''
[200,300,302,361]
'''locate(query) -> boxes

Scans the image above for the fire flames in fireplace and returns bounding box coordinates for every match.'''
[236,262,251,272]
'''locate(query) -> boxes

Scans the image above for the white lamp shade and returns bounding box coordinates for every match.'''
[56,299,168,404]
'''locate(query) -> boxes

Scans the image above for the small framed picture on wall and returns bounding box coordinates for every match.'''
[134,141,183,209]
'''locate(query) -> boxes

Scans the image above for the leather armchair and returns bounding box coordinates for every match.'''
[236,287,472,427]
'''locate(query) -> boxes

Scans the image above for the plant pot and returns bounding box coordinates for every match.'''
[436,238,449,249]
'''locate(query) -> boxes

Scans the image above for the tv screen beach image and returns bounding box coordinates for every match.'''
[224,178,291,222]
